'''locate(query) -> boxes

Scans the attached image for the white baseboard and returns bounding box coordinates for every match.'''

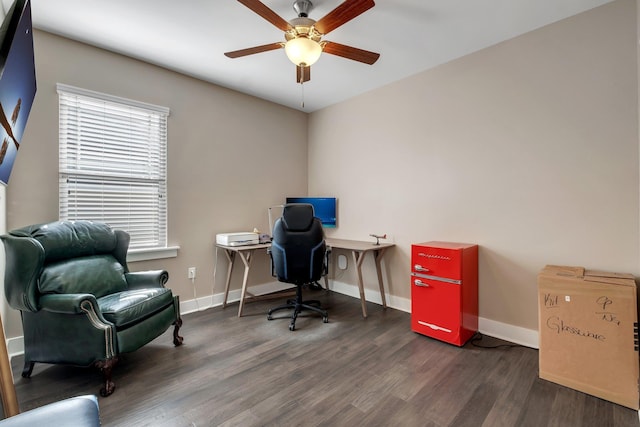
[478,317,539,349]
[6,280,539,359]
[6,336,23,360]
[181,281,295,314]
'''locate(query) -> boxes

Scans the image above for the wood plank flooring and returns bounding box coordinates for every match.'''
[6,290,640,426]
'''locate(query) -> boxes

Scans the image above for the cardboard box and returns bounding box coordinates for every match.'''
[538,265,639,409]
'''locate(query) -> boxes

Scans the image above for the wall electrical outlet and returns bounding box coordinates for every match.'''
[338,254,348,270]
[188,267,196,279]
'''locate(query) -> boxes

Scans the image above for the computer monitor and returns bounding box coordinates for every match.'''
[285,197,337,228]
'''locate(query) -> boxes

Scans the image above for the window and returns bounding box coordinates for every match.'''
[58,84,170,251]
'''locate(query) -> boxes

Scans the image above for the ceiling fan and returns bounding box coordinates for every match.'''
[224,0,380,84]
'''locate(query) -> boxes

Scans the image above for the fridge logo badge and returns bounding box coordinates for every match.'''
[419,253,451,261]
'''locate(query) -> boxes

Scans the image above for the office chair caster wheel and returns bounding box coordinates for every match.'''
[323,316,328,323]
[267,314,273,321]
[289,323,295,331]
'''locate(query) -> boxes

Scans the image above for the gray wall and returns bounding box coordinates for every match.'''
[309,0,638,332]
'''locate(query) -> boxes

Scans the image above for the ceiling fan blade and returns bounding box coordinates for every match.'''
[322,41,380,65]
[314,0,375,35]
[224,42,283,58]
[296,65,311,83]
[237,0,292,32]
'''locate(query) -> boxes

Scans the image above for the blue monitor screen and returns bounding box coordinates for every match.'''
[286,197,337,228]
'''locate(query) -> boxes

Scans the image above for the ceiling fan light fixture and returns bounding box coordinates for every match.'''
[284,37,322,67]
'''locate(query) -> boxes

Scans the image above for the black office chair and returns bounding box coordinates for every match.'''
[268,203,328,331]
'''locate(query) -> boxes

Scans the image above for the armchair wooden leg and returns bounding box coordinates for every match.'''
[22,360,35,378]
[95,357,118,397]
[173,317,184,346]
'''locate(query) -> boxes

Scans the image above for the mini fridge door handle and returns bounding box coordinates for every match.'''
[414,264,430,272]
[414,279,429,287]
[418,321,452,333]
[411,272,461,285]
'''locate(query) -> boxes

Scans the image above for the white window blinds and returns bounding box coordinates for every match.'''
[58,84,170,250]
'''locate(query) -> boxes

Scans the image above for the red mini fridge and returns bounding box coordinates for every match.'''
[411,241,478,346]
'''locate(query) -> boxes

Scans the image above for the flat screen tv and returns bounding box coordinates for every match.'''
[0,0,36,185]
[286,197,337,228]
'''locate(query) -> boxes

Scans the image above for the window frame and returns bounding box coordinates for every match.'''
[57,83,176,260]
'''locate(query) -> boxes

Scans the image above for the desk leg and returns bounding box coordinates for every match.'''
[237,250,254,317]
[374,248,388,308]
[352,250,368,318]
[222,250,236,308]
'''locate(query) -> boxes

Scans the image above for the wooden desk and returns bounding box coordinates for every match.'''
[216,243,277,317]
[326,238,395,318]
[216,238,394,319]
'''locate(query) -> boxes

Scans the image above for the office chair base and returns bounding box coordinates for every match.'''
[267,299,328,331]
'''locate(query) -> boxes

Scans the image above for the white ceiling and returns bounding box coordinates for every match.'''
[22,0,615,112]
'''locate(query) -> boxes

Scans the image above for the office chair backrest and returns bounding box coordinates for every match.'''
[271,203,326,285]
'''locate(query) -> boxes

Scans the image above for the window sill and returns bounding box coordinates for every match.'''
[127,246,179,263]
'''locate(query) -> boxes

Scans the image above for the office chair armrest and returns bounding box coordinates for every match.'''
[323,247,331,276]
[266,247,275,277]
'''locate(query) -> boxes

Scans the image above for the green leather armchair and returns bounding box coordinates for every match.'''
[0,220,183,396]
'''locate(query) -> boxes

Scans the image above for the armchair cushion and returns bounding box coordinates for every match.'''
[98,288,174,328]
[39,255,128,298]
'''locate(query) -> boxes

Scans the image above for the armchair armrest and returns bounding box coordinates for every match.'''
[124,270,169,289]
[0,235,45,312]
[34,294,116,363]
[39,294,104,318]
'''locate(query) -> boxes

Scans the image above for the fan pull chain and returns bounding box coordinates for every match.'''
[300,80,305,109]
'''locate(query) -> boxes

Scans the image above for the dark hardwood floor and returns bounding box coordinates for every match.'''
[7,290,640,426]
